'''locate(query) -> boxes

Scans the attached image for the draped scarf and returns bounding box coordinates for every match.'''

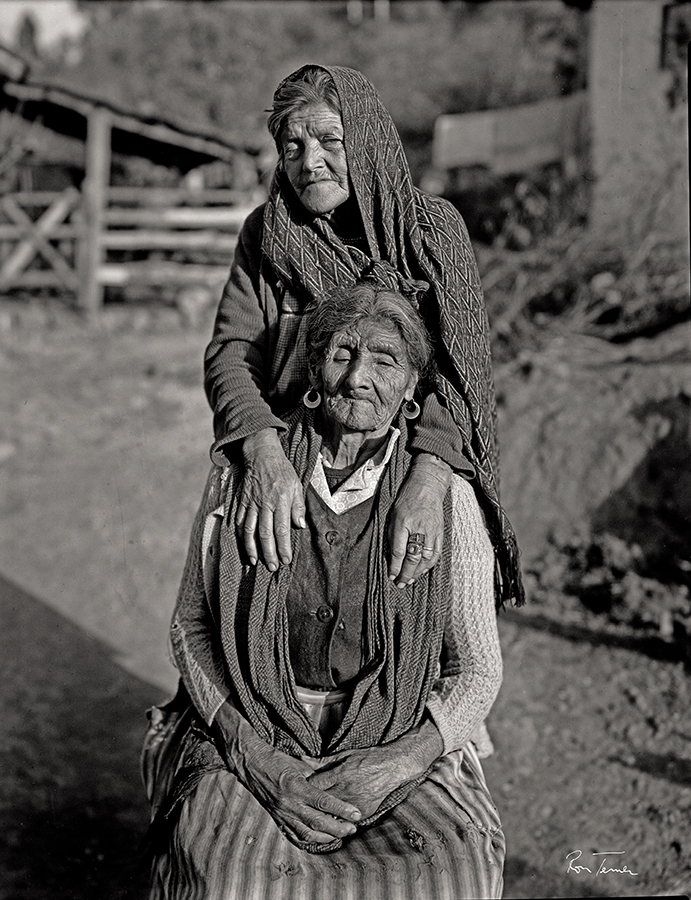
[262,65,524,607]
[216,408,451,762]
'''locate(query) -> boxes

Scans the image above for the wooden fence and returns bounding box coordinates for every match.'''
[432,91,588,177]
[0,188,81,292]
[0,184,255,314]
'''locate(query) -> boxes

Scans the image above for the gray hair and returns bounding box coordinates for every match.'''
[305,282,433,381]
[267,66,341,151]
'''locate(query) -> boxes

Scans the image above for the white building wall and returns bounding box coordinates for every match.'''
[589,0,688,248]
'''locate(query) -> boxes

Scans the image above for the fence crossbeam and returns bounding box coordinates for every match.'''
[0,189,80,290]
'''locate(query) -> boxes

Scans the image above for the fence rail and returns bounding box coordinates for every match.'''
[107,187,253,205]
[101,231,238,252]
[98,262,231,287]
[0,186,254,312]
[103,206,252,228]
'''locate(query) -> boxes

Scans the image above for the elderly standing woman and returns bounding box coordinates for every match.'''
[205,64,524,605]
[143,278,505,899]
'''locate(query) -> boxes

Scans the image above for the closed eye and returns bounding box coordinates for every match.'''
[373,350,401,368]
[284,149,301,162]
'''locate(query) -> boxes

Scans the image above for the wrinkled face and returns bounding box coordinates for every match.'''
[319,318,417,435]
[280,102,350,217]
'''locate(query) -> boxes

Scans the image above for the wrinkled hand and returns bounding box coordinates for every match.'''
[388,453,452,588]
[236,748,361,845]
[309,719,444,821]
[214,702,361,845]
[237,428,306,570]
[308,746,409,820]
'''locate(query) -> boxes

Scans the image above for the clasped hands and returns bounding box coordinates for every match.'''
[215,701,443,846]
[238,428,451,588]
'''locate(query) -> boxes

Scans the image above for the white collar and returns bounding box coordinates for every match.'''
[311,428,400,515]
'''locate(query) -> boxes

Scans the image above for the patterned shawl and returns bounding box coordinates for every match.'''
[262,65,524,607]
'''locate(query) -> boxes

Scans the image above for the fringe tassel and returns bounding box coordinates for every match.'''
[493,533,525,610]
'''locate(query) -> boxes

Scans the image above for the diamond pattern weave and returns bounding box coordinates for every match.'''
[262,65,523,605]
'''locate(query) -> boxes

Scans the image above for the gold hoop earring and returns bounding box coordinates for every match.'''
[303,388,322,409]
[402,399,420,420]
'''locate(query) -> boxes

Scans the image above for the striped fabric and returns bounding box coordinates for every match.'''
[147,733,504,900]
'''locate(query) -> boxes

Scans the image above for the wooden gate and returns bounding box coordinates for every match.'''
[0,81,262,318]
[0,188,81,292]
[0,184,255,312]
[98,187,252,297]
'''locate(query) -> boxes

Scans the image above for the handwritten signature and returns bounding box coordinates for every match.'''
[566,850,639,876]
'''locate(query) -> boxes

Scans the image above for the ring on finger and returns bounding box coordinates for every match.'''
[406,532,425,556]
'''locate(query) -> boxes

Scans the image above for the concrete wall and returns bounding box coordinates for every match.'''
[589,0,688,248]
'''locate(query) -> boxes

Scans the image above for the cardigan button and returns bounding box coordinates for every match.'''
[325,530,341,546]
[316,605,334,623]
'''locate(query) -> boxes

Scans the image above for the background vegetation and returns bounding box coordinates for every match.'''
[30,0,588,181]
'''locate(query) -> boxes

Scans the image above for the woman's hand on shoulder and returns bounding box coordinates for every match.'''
[238,428,306,570]
[388,453,452,588]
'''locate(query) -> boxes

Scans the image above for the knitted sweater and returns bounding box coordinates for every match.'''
[170,457,502,757]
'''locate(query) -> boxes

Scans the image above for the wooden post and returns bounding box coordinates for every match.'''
[588,0,685,247]
[373,0,389,22]
[80,106,111,317]
[346,1,363,25]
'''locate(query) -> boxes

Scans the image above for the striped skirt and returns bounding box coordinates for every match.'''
[144,698,505,900]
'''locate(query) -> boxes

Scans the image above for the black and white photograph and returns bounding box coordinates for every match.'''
[0,1,689,897]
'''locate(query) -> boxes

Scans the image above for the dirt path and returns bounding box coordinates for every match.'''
[1,304,689,898]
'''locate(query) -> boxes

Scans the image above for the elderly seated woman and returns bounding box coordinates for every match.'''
[142,274,505,900]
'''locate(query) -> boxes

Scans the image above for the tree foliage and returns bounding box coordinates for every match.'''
[39,0,587,175]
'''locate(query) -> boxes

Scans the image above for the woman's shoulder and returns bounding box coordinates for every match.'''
[414,189,474,246]
[414,188,463,226]
[239,202,267,242]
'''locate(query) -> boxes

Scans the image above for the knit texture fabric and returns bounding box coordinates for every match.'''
[261,65,523,607]
[428,475,503,753]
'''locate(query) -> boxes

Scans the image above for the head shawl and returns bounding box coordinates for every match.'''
[359,259,430,313]
[263,65,523,607]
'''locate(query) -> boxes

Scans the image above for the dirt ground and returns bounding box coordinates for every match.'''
[1,299,690,899]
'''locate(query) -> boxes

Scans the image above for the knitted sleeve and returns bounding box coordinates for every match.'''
[425,475,503,754]
[204,204,287,464]
[169,465,232,726]
[408,392,476,477]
